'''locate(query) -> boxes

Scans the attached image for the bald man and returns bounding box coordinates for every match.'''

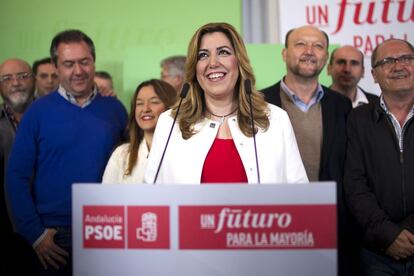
[261,26,358,275]
[0,58,37,274]
[328,45,378,108]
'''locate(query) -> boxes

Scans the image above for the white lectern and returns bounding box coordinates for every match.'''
[73,183,337,276]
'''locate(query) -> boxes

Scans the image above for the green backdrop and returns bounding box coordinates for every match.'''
[0,0,333,108]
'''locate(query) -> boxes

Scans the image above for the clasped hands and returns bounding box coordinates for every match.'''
[386,229,414,260]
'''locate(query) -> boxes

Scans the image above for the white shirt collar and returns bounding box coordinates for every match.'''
[352,87,369,108]
[57,85,98,108]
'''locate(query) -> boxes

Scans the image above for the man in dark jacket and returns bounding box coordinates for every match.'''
[327,45,378,108]
[344,39,414,275]
[261,25,356,275]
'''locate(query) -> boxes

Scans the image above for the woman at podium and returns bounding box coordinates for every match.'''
[145,22,308,185]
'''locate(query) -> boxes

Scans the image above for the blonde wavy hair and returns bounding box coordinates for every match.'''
[171,22,269,139]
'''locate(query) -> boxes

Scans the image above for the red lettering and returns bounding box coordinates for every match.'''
[364,36,374,56]
[403,33,408,40]
[382,0,392,23]
[353,35,364,49]
[333,0,349,34]
[375,35,385,48]
[352,34,406,56]
[318,5,329,25]
[333,0,414,35]
[306,5,329,26]
[354,2,376,25]
[306,6,316,25]
[389,33,409,41]
[397,0,414,23]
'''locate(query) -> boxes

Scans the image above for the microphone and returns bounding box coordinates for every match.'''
[153,83,190,184]
[244,79,261,184]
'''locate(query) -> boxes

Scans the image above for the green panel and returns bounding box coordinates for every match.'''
[0,0,241,107]
[1,0,338,107]
[246,44,285,90]
[122,44,186,105]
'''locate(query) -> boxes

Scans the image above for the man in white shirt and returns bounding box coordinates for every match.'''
[328,45,378,108]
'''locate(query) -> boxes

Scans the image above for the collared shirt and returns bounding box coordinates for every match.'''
[380,96,414,151]
[352,87,369,108]
[281,79,324,112]
[58,85,98,108]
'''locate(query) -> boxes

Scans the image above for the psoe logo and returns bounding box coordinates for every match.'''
[136,212,157,242]
[83,205,125,249]
[128,206,170,249]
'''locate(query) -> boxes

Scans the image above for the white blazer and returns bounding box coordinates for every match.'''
[144,104,308,184]
[102,140,149,184]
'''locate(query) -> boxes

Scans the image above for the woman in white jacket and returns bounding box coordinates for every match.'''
[144,22,308,185]
[102,79,177,184]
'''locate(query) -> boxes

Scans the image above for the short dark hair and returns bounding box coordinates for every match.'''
[371,39,414,68]
[95,71,112,80]
[32,57,53,75]
[285,27,329,49]
[329,46,365,67]
[50,29,95,65]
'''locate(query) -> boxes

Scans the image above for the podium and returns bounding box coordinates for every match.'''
[73,183,337,276]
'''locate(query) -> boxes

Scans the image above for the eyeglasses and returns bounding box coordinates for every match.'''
[373,54,414,69]
[0,72,33,84]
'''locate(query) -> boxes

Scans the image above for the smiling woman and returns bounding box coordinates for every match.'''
[102,79,177,184]
[144,22,308,185]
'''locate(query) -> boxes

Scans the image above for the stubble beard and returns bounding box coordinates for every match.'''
[290,63,323,80]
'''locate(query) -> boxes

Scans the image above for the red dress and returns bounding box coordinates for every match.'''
[201,138,248,184]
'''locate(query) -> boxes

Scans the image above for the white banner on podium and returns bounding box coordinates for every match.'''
[73,183,337,276]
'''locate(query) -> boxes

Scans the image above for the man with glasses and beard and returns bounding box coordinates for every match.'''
[0,58,39,274]
[261,26,357,275]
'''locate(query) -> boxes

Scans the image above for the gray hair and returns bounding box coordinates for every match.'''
[160,55,186,77]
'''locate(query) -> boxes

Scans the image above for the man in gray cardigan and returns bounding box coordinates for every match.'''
[0,58,38,274]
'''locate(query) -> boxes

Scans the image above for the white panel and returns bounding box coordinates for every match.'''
[73,183,337,276]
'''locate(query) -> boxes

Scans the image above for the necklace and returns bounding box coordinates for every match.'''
[206,107,238,125]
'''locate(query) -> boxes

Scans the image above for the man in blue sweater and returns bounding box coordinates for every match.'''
[6,30,127,275]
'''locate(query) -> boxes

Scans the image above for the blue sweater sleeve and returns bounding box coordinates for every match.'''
[6,108,44,244]
[6,95,128,245]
